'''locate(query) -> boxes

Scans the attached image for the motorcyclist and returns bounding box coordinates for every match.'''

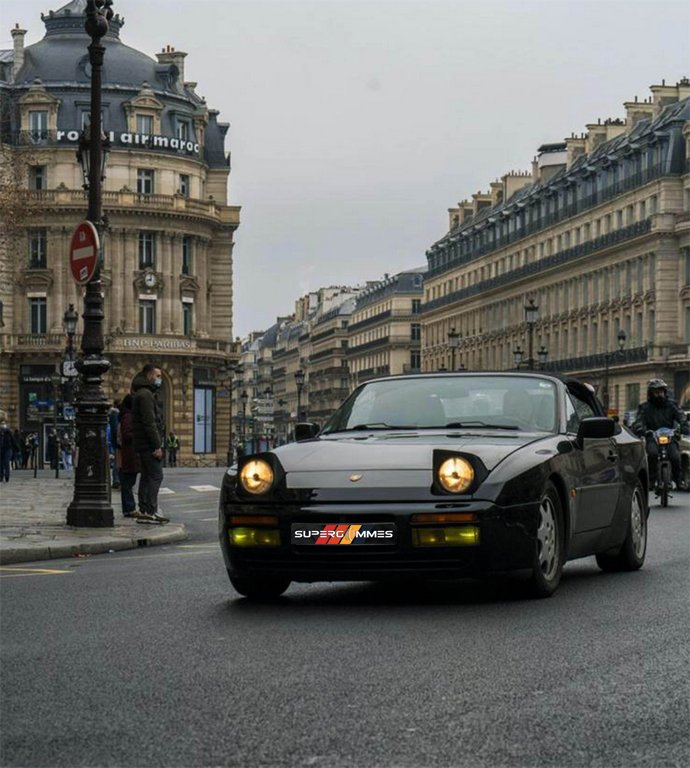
[632,378,689,491]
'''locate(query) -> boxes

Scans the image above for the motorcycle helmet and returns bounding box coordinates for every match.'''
[647,378,668,392]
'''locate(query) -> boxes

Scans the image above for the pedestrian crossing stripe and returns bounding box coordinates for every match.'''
[190,485,220,492]
[158,487,175,494]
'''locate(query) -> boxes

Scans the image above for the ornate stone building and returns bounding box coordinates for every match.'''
[423,80,690,415]
[0,1,240,463]
[347,268,425,386]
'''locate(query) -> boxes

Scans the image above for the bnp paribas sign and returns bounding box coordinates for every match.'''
[56,130,201,156]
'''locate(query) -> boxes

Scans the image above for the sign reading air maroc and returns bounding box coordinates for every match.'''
[69,221,99,285]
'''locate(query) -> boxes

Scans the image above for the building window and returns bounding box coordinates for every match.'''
[30,165,46,191]
[179,174,190,197]
[626,383,640,413]
[28,110,48,143]
[29,298,47,334]
[183,302,193,336]
[176,120,190,140]
[136,114,153,134]
[412,299,421,314]
[182,236,192,274]
[411,323,421,341]
[137,168,155,194]
[410,351,421,370]
[138,232,156,269]
[193,387,214,454]
[139,300,156,334]
[29,229,47,269]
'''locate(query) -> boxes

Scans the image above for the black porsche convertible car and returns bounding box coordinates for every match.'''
[218,373,649,599]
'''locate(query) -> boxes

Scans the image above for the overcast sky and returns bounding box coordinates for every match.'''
[2,0,689,337]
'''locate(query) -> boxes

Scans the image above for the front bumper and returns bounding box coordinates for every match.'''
[219,499,539,582]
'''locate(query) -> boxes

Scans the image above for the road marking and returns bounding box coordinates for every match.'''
[158,487,175,495]
[200,517,217,522]
[0,566,72,578]
[190,485,220,492]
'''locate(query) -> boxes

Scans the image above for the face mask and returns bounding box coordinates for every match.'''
[153,378,162,388]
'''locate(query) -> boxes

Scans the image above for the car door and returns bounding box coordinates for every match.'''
[565,391,621,532]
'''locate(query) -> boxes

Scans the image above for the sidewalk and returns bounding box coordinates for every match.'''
[0,470,187,564]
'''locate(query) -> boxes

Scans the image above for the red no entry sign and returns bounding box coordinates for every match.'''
[69,221,100,285]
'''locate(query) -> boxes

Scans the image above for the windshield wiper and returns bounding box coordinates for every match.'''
[445,421,519,430]
[345,423,416,431]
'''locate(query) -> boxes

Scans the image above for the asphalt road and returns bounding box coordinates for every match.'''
[1,468,688,768]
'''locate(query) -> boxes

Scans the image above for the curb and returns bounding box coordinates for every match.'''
[0,524,188,565]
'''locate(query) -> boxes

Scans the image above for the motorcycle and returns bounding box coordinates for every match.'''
[649,427,676,507]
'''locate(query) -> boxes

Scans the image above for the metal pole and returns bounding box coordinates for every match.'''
[67,0,114,527]
[603,353,610,413]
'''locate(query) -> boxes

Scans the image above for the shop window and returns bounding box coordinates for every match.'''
[193,387,214,454]
[179,174,190,197]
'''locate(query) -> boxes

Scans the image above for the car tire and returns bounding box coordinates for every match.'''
[228,572,291,600]
[525,481,564,598]
[596,481,647,572]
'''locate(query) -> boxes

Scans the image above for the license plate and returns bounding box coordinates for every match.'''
[291,523,397,546]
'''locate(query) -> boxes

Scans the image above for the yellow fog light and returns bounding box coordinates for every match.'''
[239,459,274,495]
[412,526,480,547]
[229,527,281,547]
[437,457,474,493]
[658,435,670,445]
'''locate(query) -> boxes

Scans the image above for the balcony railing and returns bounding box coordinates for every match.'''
[542,345,649,373]
[20,189,239,224]
[423,219,652,314]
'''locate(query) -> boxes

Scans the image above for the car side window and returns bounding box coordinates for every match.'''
[566,391,596,433]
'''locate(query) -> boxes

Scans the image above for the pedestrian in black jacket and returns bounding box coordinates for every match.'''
[131,364,168,522]
[1,422,19,482]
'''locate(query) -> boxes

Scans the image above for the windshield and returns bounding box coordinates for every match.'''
[321,375,558,434]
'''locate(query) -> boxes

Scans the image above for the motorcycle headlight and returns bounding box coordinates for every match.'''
[658,435,670,445]
[437,456,474,494]
[239,459,275,495]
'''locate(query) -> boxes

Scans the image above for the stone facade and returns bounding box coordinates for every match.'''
[424,80,690,415]
[0,1,240,464]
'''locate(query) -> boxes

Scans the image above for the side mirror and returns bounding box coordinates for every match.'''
[576,417,615,447]
[294,422,320,442]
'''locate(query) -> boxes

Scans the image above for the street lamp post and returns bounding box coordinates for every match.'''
[447,327,461,371]
[217,364,236,466]
[513,344,524,369]
[294,369,305,424]
[240,390,248,454]
[602,329,627,413]
[537,345,549,370]
[51,371,62,479]
[524,298,539,370]
[67,0,114,527]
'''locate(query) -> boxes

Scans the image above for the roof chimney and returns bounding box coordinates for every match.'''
[156,46,188,85]
[11,24,27,81]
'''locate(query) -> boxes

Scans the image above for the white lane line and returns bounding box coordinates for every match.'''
[158,487,175,495]
[190,485,220,492]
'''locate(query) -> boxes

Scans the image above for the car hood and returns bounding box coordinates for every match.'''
[272,431,544,473]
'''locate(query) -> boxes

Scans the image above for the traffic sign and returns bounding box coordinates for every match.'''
[69,221,100,285]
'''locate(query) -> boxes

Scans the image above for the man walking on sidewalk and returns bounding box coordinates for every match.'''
[131,364,169,523]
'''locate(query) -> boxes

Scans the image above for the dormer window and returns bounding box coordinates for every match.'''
[28,111,48,143]
[137,114,153,134]
[176,119,190,141]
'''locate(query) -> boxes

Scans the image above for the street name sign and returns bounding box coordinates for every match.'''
[69,221,99,285]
